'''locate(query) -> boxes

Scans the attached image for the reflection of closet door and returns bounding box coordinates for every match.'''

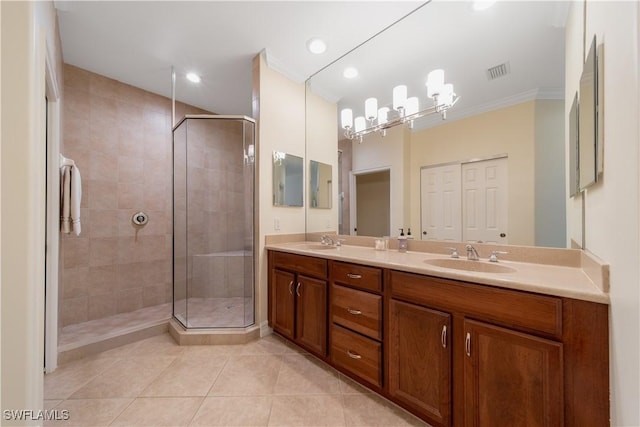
[462,158,508,244]
[420,164,462,241]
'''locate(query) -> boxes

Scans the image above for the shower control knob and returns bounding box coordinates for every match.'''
[132,211,149,226]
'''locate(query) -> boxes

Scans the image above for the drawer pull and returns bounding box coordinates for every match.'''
[441,325,447,348]
[465,332,471,357]
[347,307,362,315]
[295,282,301,297]
[347,273,362,279]
[288,281,294,295]
[347,350,362,360]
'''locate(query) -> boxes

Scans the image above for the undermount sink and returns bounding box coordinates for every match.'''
[301,243,338,250]
[423,258,516,274]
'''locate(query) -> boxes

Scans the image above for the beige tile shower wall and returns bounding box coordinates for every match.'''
[60,65,207,327]
[184,118,249,300]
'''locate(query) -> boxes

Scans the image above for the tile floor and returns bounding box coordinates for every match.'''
[45,333,432,426]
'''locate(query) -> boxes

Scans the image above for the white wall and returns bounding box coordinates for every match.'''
[1,0,63,420]
[566,2,640,425]
[253,53,307,325]
[305,88,338,233]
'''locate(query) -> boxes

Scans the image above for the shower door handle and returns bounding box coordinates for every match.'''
[295,282,302,297]
[288,281,294,295]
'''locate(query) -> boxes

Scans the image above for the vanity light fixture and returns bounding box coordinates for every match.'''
[186,72,201,83]
[307,37,327,54]
[340,69,459,142]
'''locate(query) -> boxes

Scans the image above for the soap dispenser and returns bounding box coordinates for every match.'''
[398,229,408,253]
[407,228,413,239]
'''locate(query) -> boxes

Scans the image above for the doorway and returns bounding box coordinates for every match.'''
[351,169,391,236]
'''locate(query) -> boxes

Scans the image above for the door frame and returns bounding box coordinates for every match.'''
[44,41,61,373]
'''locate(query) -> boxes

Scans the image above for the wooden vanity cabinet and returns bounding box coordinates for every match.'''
[329,261,383,388]
[388,299,452,426]
[462,319,563,427]
[268,251,328,357]
[268,251,609,427]
[388,270,609,427]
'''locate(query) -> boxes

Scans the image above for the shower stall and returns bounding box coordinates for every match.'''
[173,115,255,328]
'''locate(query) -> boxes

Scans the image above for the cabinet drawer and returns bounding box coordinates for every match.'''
[272,251,327,279]
[331,261,382,292]
[331,325,382,387]
[331,284,382,340]
[390,270,562,338]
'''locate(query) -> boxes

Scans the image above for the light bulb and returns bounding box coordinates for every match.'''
[354,116,366,133]
[405,97,419,116]
[440,84,454,107]
[341,108,353,129]
[378,107,390,125]
[393,85,407,111]
[427,69,445,98]
[365,98,378,121]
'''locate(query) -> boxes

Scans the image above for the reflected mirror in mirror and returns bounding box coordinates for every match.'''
[309,160,332,209]
[569,92,579,197]
[305,1,571,248]
[579,36,598,190]
[273,152,303,207]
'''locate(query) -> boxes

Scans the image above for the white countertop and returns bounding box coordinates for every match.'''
[266,242,610,304]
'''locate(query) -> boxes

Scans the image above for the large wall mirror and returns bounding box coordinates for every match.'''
[305,1,574,248]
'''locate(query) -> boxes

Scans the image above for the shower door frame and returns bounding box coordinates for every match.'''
[171,114,257,329]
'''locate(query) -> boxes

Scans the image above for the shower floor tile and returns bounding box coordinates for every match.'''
[44,333,432,427]
[174,297,253,328]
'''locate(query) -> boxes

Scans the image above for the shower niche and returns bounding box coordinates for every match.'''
[173,115,255,329]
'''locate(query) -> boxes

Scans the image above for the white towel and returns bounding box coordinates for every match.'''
[60,154,82,236]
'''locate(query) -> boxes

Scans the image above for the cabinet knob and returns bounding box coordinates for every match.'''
[288,281,294,295]
[347,273,362,279]
[347,307,362,316]
[295,282,301,297]
[347,350,362,360]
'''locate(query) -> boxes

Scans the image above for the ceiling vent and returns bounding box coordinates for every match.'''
[486,62,511,80]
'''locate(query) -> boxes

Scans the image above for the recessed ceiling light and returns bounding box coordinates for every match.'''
[306,38,327,54]
[343,67,358,79]
[186,72,201,83]
[473,0,497,11]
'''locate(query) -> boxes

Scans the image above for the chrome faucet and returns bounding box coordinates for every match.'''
[465,244,480,261]
[321,235,335,246]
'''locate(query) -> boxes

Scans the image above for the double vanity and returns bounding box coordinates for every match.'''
[266,237,609,427]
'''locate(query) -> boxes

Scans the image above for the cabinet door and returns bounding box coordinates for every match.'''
[295,274,327,356]
[388,299,451,426]
[272,269,295,340]
[463,319,563,427]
